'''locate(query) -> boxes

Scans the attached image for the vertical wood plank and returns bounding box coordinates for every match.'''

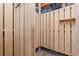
[0,3,3,56]
[55,10,59,51]
[25,3,28,55]
[37,14,41,47]
[65,21,71,55]
[50,11,55,50]
[65,6,71,19]
[71,20,75,55]
[14,4,20,56]
[35,13,40,50]
[30,3,36,56]
[59,22,65,53]
[71,5,76,18]
[29,3,36,56]
[25,3,32,56]
[59,8,64,20]
[47,12,50,48]
[4,3,13,56]
[19,4,25,56]
[43,13,47,48]
[40,14,44,47]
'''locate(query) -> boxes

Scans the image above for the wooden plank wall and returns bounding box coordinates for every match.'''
[0,3,13,56]
[0,3,39,56]
[14,3,38,56]
[40,4,76,55]
[0,3,78,56]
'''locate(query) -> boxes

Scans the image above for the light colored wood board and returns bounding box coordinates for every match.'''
[59,8,64,20]
[55,10,59,51]
[25,3,33,56]
[37,14,39,48]
[71,20,75,55]
[40,14,44,46]
[28,3,36,56]
[4,4,13,56]
[26,3,31,56]
[14,5,20,56]
[49,12,51,49]
[46,12,51,48]
[25,3,34,56]
[38,14,41,48]
[65,6,71,19]
[42,14,44,47]
[39,13,41,48]
[43,13,47,47]
[40,14,43,46]
[59,22,65,53]
[34,14,38,49]
[19,4,25,56]
[37,14,40,48]
[72,4,79,55]
[30,3,36,56]
[31,4,36,56]
[4,31,13,56]
[71,5,76,18]
[25,4,30,56]
[0,3,3,56]
[50,11,55,50]
[5,4,13,31]
[34,13,38,49]
[65,21,71,55]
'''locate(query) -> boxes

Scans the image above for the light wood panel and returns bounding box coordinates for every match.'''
[65,6,71,19]
[14,4,20,56]
[71,5,76,18]
[30,3,36,56]
[41,14,44,47]
[25,3,32,56]
[27,4,32,56]
[37,14,40,48]
[47,12,51,48]
[0,3,3,56]
[71,19,75,55]
[59,8,64,20]
[25,3,29,56]
[50,11,55,50]
[65,21,71,55]
[55,10,59,51]
[43,13,47,48]
[34,13,38,49]
[59,22,65,53]
[4,3,13,56]
[19,4,25,56]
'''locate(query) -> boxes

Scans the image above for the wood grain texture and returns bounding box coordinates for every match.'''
[40,14,44,47]
[19,4,25,56]
[4,3,13,56]
[47,12,51,48]
[0,3,3,56]
[71,5,76,18]
[50,11,55,50]
[55,10,59,52]
[59,8,64,20]
[14,5,20,56]
[65,21,71,55]
[59,22,65,53]
[43,13,47,48]
[65,6,71,19]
